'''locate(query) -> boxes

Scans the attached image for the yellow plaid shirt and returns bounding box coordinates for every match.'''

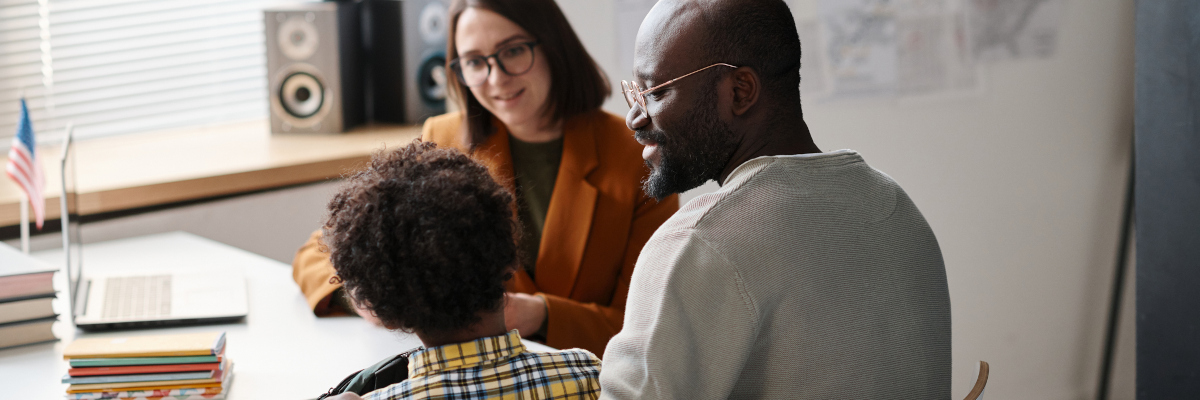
[363,330,601,400]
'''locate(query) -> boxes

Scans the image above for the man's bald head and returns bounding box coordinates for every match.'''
[634,0,704,81]
[638,0,801,101]
[628,0,813,199]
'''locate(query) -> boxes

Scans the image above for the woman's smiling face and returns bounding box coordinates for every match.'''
[454,7,553,131]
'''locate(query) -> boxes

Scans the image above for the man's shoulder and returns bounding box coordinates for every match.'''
[719,153,903,217]
[649,159,777,237]
[655,153,915,244]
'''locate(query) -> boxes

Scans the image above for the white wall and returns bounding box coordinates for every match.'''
[556,0,1136,399]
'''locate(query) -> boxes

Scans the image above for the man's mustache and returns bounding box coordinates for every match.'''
[633,129,668,144]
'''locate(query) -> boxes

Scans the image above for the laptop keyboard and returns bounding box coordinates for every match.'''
[102,275,172,319]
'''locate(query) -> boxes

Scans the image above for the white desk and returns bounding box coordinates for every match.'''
[0,232,552,399]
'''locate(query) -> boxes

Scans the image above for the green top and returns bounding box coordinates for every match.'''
[507,135,563,279]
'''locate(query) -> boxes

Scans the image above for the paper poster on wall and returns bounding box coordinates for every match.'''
[966,0,1065,62]
[614,0,658,79]
[819,0,899,98]
[816,0,980,101]
[895,0,978,96]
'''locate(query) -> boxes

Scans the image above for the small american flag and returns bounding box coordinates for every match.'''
[6,98,45,229]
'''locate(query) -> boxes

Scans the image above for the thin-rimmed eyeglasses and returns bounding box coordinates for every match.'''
[621,63,738,109]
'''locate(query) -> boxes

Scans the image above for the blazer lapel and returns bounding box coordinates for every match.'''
[535,113,599,297]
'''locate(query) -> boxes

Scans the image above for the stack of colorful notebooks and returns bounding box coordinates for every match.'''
[0,242,58,349]
[62,331,233,400]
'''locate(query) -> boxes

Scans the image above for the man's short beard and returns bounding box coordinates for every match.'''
[636,88,736,201]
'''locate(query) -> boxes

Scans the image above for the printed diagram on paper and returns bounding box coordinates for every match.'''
[613,0,1064,102]
[816,0,980,100]
[807,0,1063,101]
[819,0,900,98]
[895,0,977,95]
[965,0,1065,62]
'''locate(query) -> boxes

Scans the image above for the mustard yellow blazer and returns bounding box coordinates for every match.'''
[292,109,679,355]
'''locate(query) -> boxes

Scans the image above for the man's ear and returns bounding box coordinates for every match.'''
[730,67,760,116]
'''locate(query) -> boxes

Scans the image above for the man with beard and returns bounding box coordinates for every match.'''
[599,0,952,399]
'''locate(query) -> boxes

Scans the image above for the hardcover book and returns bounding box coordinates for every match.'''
[64,331,226,359]
[0,242,56,301]
[0,316,58,350]
[0,294,56,325]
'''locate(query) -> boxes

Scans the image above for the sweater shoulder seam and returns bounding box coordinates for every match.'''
[690,231,760,330]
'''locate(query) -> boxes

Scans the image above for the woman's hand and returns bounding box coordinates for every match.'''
[324,393,364,400]
[504,293,547,337]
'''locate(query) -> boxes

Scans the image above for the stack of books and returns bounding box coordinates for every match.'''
[0,243,58,349]
[62,331,234,400]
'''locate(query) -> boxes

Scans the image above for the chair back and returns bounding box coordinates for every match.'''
[963,360,990,400]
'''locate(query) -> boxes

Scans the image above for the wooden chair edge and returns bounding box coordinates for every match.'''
[963,360,990,400]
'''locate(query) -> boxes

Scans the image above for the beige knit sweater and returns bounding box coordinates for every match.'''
[600,151,952,399]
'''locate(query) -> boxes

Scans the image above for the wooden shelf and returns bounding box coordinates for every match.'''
[0,119,422,227]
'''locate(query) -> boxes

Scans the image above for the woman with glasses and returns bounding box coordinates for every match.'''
[291,0,678,356]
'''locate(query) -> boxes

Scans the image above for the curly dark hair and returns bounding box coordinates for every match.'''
[322,140,517,334]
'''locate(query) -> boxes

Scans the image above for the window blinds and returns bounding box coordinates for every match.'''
[0,0,44,143]
[1,0,287,146]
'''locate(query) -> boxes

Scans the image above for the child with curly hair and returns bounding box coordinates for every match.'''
[321,141,601,400]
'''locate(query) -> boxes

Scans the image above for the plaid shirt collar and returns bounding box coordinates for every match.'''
[409,330,527,378]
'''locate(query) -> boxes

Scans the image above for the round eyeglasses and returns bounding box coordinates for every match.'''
[449,41,540,87]
[621,63,738,109]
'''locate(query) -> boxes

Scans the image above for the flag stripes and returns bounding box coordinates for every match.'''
[6,98,46,229]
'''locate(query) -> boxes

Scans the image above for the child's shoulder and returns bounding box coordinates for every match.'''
[517,348,602,369]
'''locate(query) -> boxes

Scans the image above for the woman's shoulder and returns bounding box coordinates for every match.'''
[570,109,642,163]
[421,111,465,149]
[579,109,630,137]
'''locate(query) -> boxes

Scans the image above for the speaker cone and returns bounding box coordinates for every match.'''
[418,54,447,105]
[278,16,320,61]
[418,2,448,44]
[280,72,325,118]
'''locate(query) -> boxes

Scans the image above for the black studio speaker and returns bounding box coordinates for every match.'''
[363,0,450,124]
[265,2,364,133]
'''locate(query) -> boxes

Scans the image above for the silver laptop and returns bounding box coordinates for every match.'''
[58,127,249,331]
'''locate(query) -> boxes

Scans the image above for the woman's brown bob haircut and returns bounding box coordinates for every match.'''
[447,0,610,149]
